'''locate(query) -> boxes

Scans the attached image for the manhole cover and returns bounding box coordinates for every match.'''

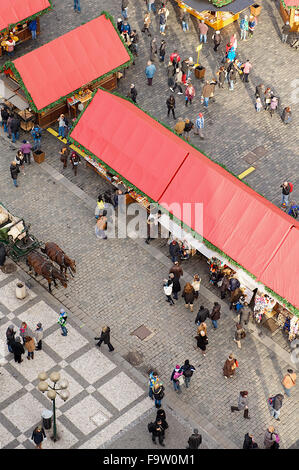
[1,263,17,274]
[131,325,153,341]
[244,152,257,165]
[252,146,267,158]
[124,350,144,366]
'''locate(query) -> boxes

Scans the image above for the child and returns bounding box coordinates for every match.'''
[35,323,43,351]
[20,322,27,344]
[255,97,262,112]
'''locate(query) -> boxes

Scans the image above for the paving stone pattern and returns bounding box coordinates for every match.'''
[0,0,298,450]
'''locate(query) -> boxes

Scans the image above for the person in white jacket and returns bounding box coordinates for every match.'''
[163,278,174,305]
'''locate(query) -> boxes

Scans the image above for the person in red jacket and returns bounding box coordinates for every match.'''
[170,50,181,72]
[185,83,195,106]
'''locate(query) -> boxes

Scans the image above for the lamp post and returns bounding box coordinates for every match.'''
[37,371,70,442]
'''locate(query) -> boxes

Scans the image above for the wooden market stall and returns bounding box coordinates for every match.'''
[175,0,259,30]
[0,0,52,56]
[280,0,299,32]
[0,12,132,129]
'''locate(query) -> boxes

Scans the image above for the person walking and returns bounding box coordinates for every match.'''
[268,393,284,421]
[35,323,43,351]
[223,354,238,378]
[145,61,156,86]
[238,302,251,325]
[95,211,108,239]
[7,112,13,139]
[212,30,221,51]
[70,151,80,175]
[20,322,28,344]
[166,94,176,119]
[159,39,166,62]
[31,426,46,449]
[186,429,202,449]
[11,336,25,363]
[57,308,68,336]
[280,181,292,207]
[10,114,20,143]
[74,0,81,13]
[195,305,210,326]
[153,382,165,408]
[1,105,9,132]
[264,87,272,111]
[172,66,184,94]
[198,20,208,43]
[169,240,181,263]
[240,15,249,41]
[6,325,16,353]
[150,419,165,446]
[185,83,195,106]
[171,364,183,393]
[255,97,262,112]
[20,140,32,165]
[269,96,278,117]
[281,21,291,43]
[156,408,168,431]
[228,67,237,91]
[241,60,252,83]
[191,274,201,299]
[148,370,160,399]
[142,12,152,37]
[183,118,194,141]
[150,38,158,61]
[95,326,114,352]
[15,150,25,176]
[195,330,208,356]
[158,7,167,35]
[281,106,292,124]
[264,426,280,449]
[197,322,207,337]
[216,66,225,89]
[220,274,230,299]
[182,282,195,312]
[31,125,42,151]
[180,359,195,388]
[163,278,175,305]
[234,323,246,349]
[181,8,190,32]
[59,145,69,169]
[121,0,129,19]
[170,50,181,72]
[128,83,137,103]
[169,261,183,299]
[10,161,20,187]
[201,81,213,108]
[243,433,258,449]
[231,391,250,419]
[210,302,221,329]
[24,336,35,360]
[281,369,296,397]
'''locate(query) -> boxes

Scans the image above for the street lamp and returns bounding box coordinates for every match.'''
[37,371,70,442]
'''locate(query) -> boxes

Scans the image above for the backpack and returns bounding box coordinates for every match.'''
[183,368,193,378]
[289,182,293,193]
[148,422,156,433]
[268,396,275,406]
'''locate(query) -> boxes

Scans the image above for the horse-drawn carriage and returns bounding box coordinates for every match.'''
[0,202,41,261]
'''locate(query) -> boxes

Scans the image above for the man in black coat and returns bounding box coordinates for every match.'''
[10,114,20,143]
[129,84,138,103]
[95,326,114,352]
[1,106,9,132]
[169,240,180,263]
[11,337,25,363]
[187,429,202,449]
[151,419,165,446]
[10,161,20,187]
[195,305,210,325]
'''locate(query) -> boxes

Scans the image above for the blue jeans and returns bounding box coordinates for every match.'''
[12,131,19,143]
[13,178,18,187]
[203,97,209,107]
[173,380,181,392]
[270,407,280,419]
[148,3,156,13]
[240,29,247,40]
[160,24,166,33]
[229,80,234,90]
[182,21,189,32]
[60,325,68,336]
[281,194,289,205]
[171,255,178,263]
[74,0,81,11]
[283,386,291,397]
[212,319,218,329]
[155,398,161,407]
[31,30,37,39]
[200,34,207,43]
[27,351,34,359]
[59,126,65,137]
[8,344,13,353]
[184,376,191,388]
[33,139,41,151]
[3,122,7,132]
[149,386,153,399]
[122,8,128,19]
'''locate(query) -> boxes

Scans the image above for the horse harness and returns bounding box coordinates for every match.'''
[39,259,55,279]
[54,249,66,268]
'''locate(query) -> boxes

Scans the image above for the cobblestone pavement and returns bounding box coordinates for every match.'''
[1,0,298,206]
[0,0,298,450]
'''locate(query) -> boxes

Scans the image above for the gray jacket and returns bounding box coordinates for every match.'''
[238,394,248,410]
[264,430,277,449]
[239,306,251,324]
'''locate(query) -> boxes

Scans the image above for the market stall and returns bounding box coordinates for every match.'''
[0,0,52,56]
[0,12,132,128]
[175,0,258,30]
[280,0,299,32]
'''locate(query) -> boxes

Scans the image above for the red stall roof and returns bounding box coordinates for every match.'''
[0,0,51,32]
[260,227,299,307]
[11,14,131,111]
[70,89,190,201]
[282,0,299,6]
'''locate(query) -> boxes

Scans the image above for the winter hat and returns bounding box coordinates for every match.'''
[9,324,14,329]
[175,364,181,369]
[60,308,65,314]
[198,113,203,118]
[22,139,27,143]
[15,336,21,343]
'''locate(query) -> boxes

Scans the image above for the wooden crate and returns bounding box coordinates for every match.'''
[250,4,262,16]
[33,151,45,164]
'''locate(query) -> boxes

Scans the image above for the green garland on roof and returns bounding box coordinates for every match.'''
[67,89,298,314]
[0,0,54,35]
[264,287,299,317]
[0,11,133,114]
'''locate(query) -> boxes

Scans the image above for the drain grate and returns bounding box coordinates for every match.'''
[131,325,153,341]
[252,146,268,158]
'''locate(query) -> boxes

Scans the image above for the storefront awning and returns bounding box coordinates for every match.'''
[0,0,51,33]
[8,13,131,112]
[70,89,190,202]
[176,0,255,13]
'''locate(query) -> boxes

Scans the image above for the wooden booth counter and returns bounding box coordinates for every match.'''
[280,1,299,32]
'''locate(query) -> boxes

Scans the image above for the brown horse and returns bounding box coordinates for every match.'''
[27,251,67,293]
[41,242,76,276]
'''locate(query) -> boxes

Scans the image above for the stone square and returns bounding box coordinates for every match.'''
[41,422,78,450]
[0,367,23,402]
[70,348,116,384]
[86,385,96,394]
[18,301,59,332]
[45,325,88,359]
[54,370,84,409]
[10,350,57,383]
[244,152,258,165]
[64,395,111,435]
[98,372,144,411]
[0,422,16,448]
[2,393,44,433]
[0,279,36,311]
